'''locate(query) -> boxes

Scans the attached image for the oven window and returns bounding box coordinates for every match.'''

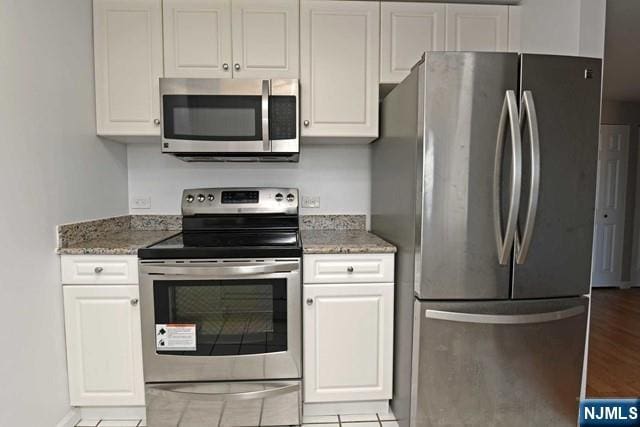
[163,95,262,141]
[153,279,287,356]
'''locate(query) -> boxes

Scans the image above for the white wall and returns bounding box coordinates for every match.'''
[519,0,606,58]
[0,1,129,426]
[128,144,372,219]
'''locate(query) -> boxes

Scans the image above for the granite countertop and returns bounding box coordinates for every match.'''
[56,215,181,256]
[58,230,178,255]
[56,214,396,256]
[301,229,396,254]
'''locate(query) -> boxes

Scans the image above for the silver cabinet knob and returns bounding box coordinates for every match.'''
[223,63,229,71]
[154,119,160,125]
[130,298,139,306]
[94,266,104,274]
[347,266,354,273]
[306,298,314,306]
[303,120,310,127]
[234,63,241,71]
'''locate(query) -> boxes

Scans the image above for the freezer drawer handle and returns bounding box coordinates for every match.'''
[140,262,299,277]
[425,306,585,325]
[493,90,522,265]
[146,382,299,402]
[515,91,541,265]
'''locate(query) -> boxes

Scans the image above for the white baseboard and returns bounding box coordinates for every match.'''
[303,400,389,416]
[592,282,628,288]
[56,408,81,427]
[79,406,146,421]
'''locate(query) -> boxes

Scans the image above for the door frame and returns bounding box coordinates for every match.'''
[591,124,631,288]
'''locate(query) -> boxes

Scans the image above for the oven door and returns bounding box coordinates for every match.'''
[139,259,301,383]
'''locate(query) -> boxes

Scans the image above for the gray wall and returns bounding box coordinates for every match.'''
[0,1,129,425]
[600,100,640,282]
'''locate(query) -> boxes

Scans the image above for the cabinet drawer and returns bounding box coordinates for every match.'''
[61,255,138,284]
[303,254,394,284]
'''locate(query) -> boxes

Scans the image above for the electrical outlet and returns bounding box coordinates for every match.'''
[302,196,320,208]
[132,197,151,209]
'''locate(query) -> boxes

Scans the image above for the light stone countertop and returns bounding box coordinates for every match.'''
[57,230,178,255]
[301,229,396,254]
[56,214,396,256]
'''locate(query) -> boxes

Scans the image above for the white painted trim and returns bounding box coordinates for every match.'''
[56,408,81,427]
[592,282,629,288]
[303,400,389,416]
[79,406,146,421]
[580,293,591,401]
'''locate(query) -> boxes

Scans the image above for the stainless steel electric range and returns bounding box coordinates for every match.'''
[138,188,302,427]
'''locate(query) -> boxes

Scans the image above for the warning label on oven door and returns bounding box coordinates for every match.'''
[155,324,197,351]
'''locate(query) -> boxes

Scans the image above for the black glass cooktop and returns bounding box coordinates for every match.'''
[138,230,301,259]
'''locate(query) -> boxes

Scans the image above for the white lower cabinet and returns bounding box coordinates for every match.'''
[303,280,394,404]
[63,284,145,406]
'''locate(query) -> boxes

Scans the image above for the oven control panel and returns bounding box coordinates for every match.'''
[182,187,298,216]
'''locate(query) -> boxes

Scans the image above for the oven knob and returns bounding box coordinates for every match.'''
[286,193,295,202]
[186,194,194,203]
[197,194,206,202]
[275,193,284,202]
[208,194,215,201]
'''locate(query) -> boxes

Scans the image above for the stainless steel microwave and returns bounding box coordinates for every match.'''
[160,78,299,162]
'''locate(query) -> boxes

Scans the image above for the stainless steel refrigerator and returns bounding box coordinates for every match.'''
[371,52,601,427]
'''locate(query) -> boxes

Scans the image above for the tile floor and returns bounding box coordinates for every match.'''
[75,412,399,427]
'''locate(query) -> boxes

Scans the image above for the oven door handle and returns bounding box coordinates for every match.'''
[146,382,299,402]
[141,262,299,277]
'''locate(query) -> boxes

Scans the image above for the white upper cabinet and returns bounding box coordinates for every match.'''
[300,0,380,142]
[380,3,445,84]
[163,0,298,79]
[93,0,163,136]
[163,0,233,78]
[445,4,509,52]
[231,0,299,79]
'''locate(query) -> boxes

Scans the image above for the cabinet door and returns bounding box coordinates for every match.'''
[93,0,163,135]
[445,4,509,52]
[304,283,394,402]
[163,0,232,78]
[380,2,445,84]
[231,0,299,79]
[64,285,144,406]
[300,0,380,141]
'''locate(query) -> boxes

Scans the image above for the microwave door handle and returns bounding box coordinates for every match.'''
[262,80,271,153]
[141,262,300,277]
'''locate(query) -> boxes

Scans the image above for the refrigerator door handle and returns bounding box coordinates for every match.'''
[425,306,585,325]
[493,90,522,265]
[515,91,541,264]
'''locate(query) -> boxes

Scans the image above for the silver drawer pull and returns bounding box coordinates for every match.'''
[146,382,299,402]
[306,298,314,306]
[141,262,299,277]
[347,266,354,273]
[425,306,585,325]
[130,298,139,306]
[94,266,104,274]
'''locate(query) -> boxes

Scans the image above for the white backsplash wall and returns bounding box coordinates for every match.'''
[128,143,372,221]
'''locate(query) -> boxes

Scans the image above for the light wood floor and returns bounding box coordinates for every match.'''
[586,288,640,397]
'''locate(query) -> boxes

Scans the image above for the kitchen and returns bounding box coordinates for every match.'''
[2,0,633,427]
